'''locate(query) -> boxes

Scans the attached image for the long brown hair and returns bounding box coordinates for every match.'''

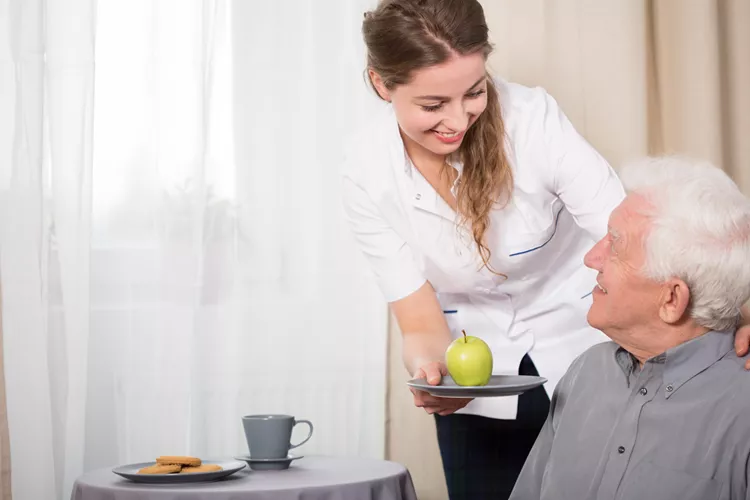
[362,0,513,272]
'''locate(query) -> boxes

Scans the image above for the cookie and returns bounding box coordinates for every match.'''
[179,464,223,474]
[156,456,202,467]
[137,463,182,475]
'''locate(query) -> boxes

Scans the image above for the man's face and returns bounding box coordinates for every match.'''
[584,194,664,342]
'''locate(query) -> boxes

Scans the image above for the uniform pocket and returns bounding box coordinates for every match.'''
[506,207,561,258]
[618,461,722,500]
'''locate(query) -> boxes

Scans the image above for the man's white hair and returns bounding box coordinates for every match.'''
[618,156,750,332]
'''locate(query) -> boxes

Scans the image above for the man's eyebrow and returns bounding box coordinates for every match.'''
[414,76,487,100]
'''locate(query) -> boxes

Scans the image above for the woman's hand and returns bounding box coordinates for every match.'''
[733,306,750,369]
[734,308,750,369]
[410,360,472,416]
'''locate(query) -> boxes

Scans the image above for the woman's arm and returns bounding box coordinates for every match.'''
[391,281,453,376]
[341,172,470,413]
[392,281,472,415]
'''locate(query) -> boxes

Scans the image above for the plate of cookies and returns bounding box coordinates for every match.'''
[112,455,246,484]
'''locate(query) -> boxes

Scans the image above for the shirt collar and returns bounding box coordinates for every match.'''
[614,348,637,386]
[614,330,735,396]
[662,329,735,398]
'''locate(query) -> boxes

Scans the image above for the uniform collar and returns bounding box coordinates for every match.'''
[385,104,462,222]
[408,158,458,222]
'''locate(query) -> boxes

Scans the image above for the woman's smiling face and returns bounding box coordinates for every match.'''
[370,52,489,157]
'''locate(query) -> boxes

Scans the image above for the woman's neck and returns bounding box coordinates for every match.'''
[400,127,458,212]
[400,128,446,175]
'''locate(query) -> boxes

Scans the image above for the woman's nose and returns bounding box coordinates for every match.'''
[442,103,470,131]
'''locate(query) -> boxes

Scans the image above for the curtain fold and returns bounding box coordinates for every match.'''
[2,0,62,498]
[649,0,750,193]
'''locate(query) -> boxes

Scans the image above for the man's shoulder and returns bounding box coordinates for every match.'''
[555,341,620,396]
[716,351,750,400]
[576,341,620,367]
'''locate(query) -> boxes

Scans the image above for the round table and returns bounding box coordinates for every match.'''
[71,456,418,500]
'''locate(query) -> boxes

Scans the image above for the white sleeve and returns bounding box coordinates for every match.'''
[341,175,426,303]
[538,90,625,241]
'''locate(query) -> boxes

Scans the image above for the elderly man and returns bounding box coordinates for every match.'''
[509,156,750,500]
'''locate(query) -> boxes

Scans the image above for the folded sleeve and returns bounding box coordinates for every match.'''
[341,175,426,302]
[538,91,626,242]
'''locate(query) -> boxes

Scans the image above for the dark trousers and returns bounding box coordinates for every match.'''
[435,354,550,500]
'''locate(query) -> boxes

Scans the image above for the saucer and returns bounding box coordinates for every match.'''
[234,454,303,471]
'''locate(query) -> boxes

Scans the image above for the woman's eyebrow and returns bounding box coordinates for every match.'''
[414,76,486,100]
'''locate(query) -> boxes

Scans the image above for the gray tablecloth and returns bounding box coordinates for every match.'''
[72,456,418,500]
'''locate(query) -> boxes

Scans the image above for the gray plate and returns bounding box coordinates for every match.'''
[407,374,547,398]
[112,460,246,484]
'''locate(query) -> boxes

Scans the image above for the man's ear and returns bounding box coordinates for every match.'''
[368,69,391,102]
[658,278,691,324]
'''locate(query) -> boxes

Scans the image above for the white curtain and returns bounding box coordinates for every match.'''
[0,1,386,499]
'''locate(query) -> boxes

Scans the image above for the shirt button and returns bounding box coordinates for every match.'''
[415,193,422,200]
[639,387,648,396]
[666,384,674,393]
[617,446,625,454]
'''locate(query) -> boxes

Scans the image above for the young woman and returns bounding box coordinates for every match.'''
[341,1,750,498]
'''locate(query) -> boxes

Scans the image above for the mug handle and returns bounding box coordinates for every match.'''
[289,419,313,449]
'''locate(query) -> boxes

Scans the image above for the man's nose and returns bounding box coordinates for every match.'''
[584,239,605,271]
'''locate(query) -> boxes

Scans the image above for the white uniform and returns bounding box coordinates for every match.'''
[341,79,625,420]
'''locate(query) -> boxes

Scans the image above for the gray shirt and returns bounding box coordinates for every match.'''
[510,330,750,500]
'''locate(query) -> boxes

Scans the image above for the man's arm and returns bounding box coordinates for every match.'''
[508,406,556,500]
[509,351,589,499]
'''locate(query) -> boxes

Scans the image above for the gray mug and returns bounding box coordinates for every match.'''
[242,414,314,459]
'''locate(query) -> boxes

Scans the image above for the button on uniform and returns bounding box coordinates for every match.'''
[639,387,648,396]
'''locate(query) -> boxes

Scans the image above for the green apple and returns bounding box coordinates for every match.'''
[445,330,493,386]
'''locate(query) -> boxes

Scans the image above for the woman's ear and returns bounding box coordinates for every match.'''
[368,69,391,102]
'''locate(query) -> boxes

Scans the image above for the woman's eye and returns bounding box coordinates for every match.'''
[420,89,485,112]
[421,104,442,112]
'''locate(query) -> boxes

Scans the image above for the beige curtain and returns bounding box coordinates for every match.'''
[386,1,750,498]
